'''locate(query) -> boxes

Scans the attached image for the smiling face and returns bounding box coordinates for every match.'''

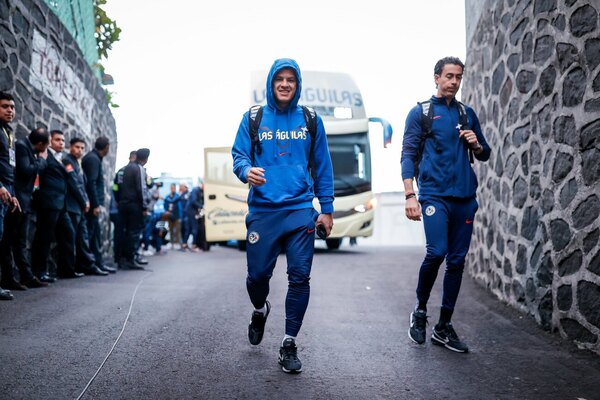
[272,68,297,109]
[435,63,463,100]
[0,99,16,124]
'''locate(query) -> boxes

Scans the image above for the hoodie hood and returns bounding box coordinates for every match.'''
[266,58,302,112]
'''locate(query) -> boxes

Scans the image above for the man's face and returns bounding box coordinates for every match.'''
[435,64,463,99]
[34,141,49,154]
[272,68,297,109]
[0,99,16,124]
[70,141,85,159]
[51,134,65,152]
[170,184,176,194]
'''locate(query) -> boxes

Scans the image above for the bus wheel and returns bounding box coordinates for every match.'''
[325,238,342,250]
[237,240,247,251]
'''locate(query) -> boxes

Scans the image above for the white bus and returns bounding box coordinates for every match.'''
[203,71,392,250]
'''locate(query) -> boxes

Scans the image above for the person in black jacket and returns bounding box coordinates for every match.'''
[0,128,49,289]
[118,148,150,269]
[82,136,110,271]
[0,91,21,300]
[64,137,110,276]
[31,130,81,280]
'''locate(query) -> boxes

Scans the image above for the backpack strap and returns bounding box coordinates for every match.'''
[301,105,318,178]
[414,100,439,179]
[456,101,474,164]
[248,105,263,164]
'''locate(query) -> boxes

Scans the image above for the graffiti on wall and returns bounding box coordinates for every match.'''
[29,29,94,133]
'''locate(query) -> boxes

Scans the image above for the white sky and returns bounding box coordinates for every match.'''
[103,0,466,193]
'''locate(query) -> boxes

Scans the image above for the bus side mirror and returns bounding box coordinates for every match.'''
[369,117,393,148]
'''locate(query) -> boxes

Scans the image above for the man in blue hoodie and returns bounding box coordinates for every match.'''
[401,57,491,353]
[232,58,334,373]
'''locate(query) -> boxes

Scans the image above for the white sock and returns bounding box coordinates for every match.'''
[254,305,267,315]
[282,335,296,345]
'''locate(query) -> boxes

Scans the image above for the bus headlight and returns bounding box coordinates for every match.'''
[354,198,377,213]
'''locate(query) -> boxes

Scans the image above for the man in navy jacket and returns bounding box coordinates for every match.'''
[232,58,334,373]
[402,57,491,353]
[82,136,110,271]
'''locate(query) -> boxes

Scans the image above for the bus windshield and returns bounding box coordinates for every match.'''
[326,132,371,197]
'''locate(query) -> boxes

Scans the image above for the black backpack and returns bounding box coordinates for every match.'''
[413,100,472,179]
[248,105,318,173]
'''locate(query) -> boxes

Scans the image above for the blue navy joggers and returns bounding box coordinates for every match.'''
[245,208,319,337]
[416,196,478,315]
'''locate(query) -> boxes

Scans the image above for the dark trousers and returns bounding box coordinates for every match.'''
[245,208,318,337]
[119,203,144,262]
[195,216,208,250]
[416,196,478,315]
[0,210,35,283]
[32,209,76,277]
[86,212,104,267]
[68,212,96,270]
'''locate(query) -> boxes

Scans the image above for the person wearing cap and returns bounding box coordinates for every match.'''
[117,148,151,269]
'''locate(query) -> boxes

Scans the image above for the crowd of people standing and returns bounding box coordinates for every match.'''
[0,90,207,301]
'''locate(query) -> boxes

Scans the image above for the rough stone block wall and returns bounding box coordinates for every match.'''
[0,0,117,258]
[463,0,600,354]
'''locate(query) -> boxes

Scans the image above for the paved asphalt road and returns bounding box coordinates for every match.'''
[1,244,599,400]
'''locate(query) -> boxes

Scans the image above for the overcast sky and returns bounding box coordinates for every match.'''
[103,0,466,192]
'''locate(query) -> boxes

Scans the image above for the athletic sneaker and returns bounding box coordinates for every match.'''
[408,310,428,345]
[278,338,302,373]
[431,322,469,353]
[248,300,270,345]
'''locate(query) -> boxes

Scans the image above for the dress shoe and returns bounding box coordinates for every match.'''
[82,266,109,276]
[99,264,117,274]
[2,279,27,291]
[23,277,48,288]
[39,274,57,283]
[134,256,149,265]
[0,288,14,300]
[58,271,85,279]
[119,259,144,270]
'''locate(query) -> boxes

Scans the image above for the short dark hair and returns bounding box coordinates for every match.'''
[136,148,150,162]
[129,150,137,158]
[0,91,14,101]
[94,136,110,151]
[70,137,85,146]
[50,129,64,137]
[29,128,49,145]
[434,56,465,76]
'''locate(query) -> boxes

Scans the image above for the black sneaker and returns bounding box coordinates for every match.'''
[431,322,469,353]
[248,300,270,345]
[408,310,428,345]
[278,338,302,373]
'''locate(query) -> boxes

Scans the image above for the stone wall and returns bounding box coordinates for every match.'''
[0,0,117,259]
[463,0,600,354]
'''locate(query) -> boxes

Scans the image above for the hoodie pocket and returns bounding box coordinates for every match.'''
[253,164,310,204]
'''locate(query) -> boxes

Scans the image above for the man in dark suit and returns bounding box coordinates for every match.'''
[31,130,81,280]
[0,128,50,289]
[0,91,22,299]
[118,148,150,269]
[82,136,110,271]
[64,137,110,276]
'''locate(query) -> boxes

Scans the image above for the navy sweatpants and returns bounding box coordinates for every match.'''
[416,196,478,315]
[245,208,319,337]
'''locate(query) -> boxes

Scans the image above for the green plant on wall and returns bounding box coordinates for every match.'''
[95,0,120,107]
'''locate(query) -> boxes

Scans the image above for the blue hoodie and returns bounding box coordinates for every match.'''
[232,58,334,214]
[401,96,491,198]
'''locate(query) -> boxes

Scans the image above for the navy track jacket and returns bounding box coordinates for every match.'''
[401,96,491,198]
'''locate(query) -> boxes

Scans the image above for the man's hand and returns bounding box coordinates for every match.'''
[405,197,421,221]
[38,149,48,160]
[10,197,21,213]
[459,129,481,150]
[0,187,10,204]
[247,167,266,187]
[92,206,100,217]
[316,213,333,237]
[84,201,90,214]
